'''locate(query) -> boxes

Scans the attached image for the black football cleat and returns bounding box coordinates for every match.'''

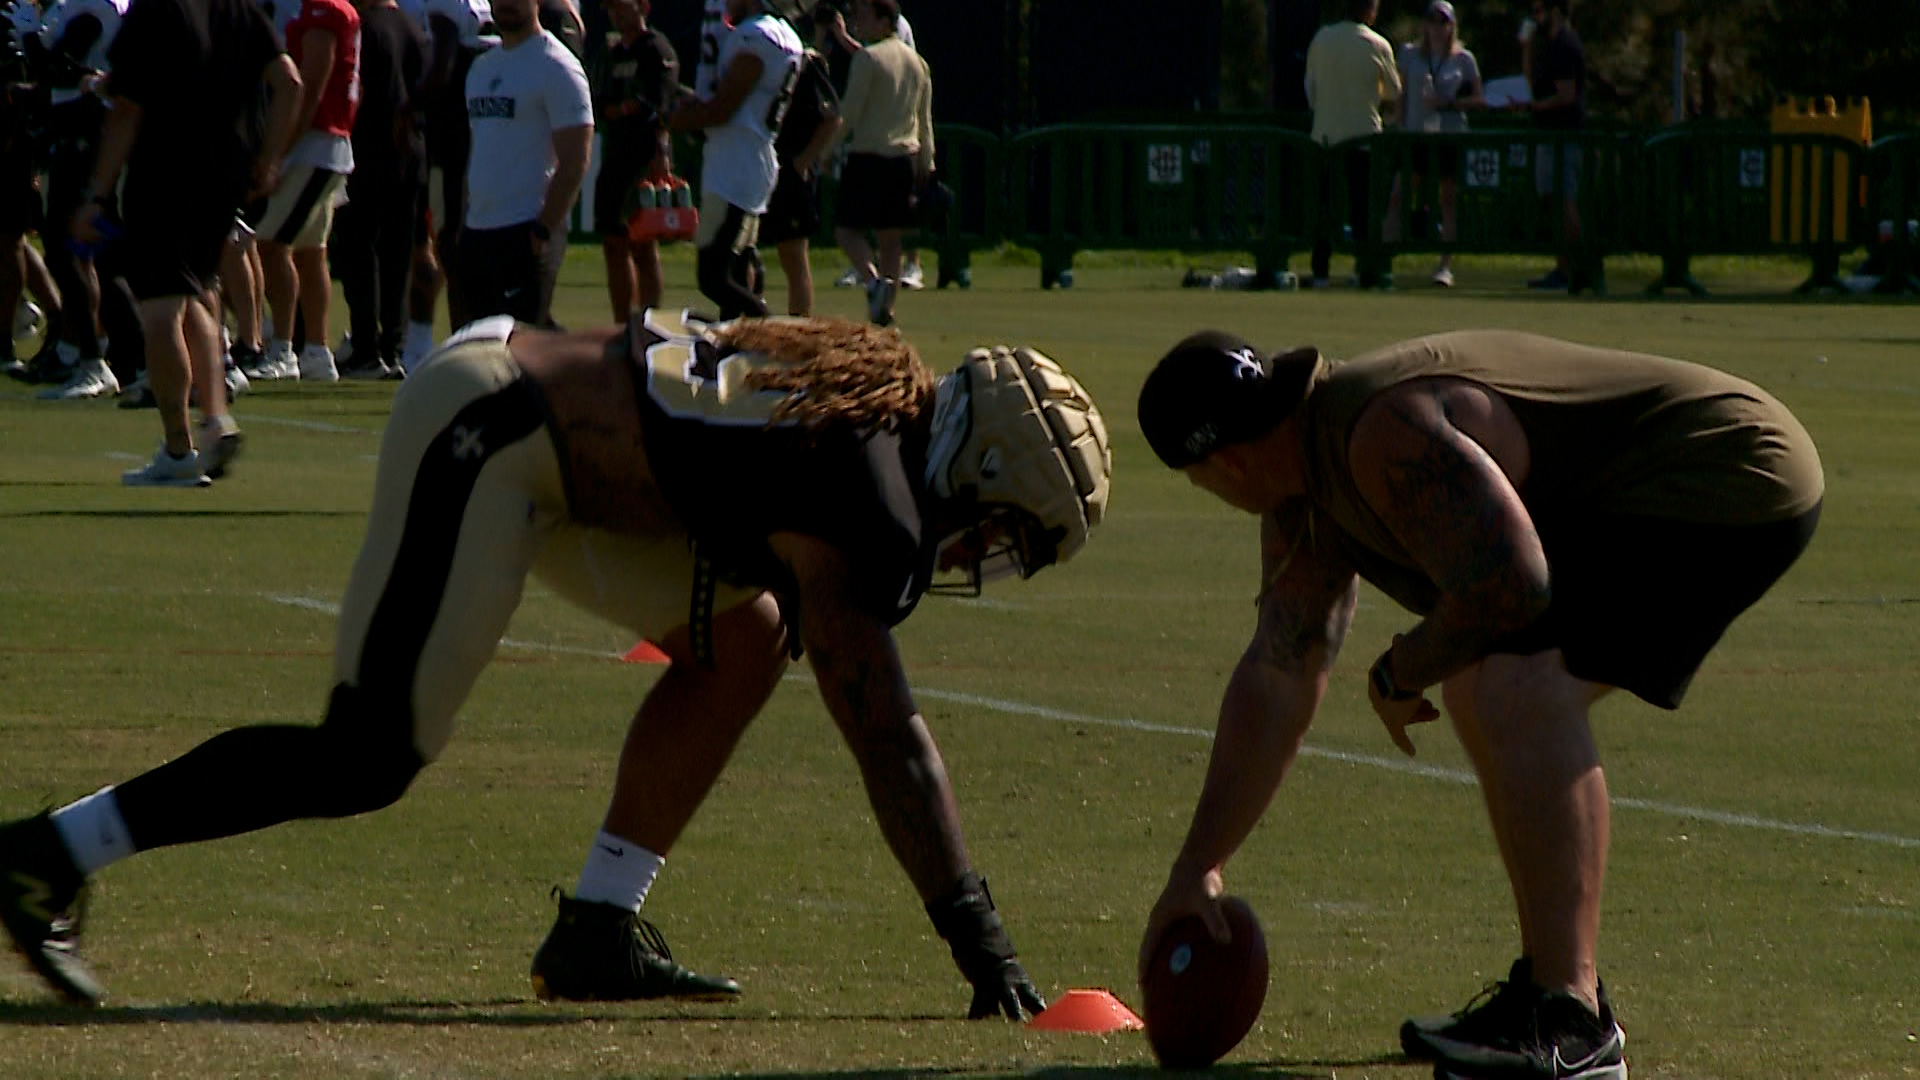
[0,813,103,1005]
[529,888,741,1003]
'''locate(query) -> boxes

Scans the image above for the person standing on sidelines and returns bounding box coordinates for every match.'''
[1135,328,1822,1080]
[668,0,799,320]
[24,0,131,400]
[1379,0,1481,289]
[822,0,929,327]
[73,0,301,485]
[759,39,838,316]
[332,0,427,378]
[399,0,493,364]
[1303,0,1399,289]
[1514,0,1586,292]
[588,0,677,323]
[253,0,362,383]
[454,0,592,326]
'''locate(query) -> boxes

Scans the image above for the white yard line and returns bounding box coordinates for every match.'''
[237,414,378,435]
[262,594,1920,852]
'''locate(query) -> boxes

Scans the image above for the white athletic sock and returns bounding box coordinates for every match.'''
[573,831,664,913]
[50,787,136,876]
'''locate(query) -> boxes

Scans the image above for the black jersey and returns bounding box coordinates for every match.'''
[591,28,677,163]
[628,312,934,626]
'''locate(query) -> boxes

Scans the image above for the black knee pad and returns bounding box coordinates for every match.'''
[314,682,427,816]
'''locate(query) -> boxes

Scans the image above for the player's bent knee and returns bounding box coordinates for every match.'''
[314,683,429,816]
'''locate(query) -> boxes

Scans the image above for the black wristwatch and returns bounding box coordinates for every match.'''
[1369,648,1420,702]
[529,220,551,242]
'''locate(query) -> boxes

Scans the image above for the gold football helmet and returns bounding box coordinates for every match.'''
[926,346,1111,590]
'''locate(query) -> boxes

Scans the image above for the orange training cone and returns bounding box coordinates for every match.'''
[1026,988,1145,1033]
[622,640,671,664]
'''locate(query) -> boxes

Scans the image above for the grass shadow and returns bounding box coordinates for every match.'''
[0,509,361,520]
[704,1057,1413,1079]
[0,1000,1061,1029]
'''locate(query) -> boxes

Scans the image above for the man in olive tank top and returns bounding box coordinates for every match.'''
[1134,329,1821,1080]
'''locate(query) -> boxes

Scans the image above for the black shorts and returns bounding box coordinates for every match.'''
[0,149,37,235]
[758,165,819,246]
[452,221,542,324]
[1489,504,1822,709]
[120,178,242,301]
[593,148,661,239]
[1409,142,1461,181]
[834,152,915,231]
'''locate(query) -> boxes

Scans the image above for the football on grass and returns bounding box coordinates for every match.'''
[1140,896,1269,1069]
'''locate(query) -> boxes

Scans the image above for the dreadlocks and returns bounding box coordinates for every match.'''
[713,317,936,434]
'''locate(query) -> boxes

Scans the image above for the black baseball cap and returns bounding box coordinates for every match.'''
[1136,330,1321,469]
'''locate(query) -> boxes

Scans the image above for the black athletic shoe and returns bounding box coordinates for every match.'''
[529,888,741,1002]
[0,813,103,1005]
[1403,957,1536,1060]
[1426,982,1626,1080]
[1404,960,1622,1064]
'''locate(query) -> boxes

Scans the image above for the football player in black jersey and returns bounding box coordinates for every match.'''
[0,312,1110,1020]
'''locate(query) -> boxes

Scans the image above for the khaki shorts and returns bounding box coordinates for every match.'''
[336,332,755,762]
[258,162,347,248]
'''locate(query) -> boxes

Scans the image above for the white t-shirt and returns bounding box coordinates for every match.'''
[693,0,728,98]
[700,13,799,215]
[39,0,128,105]
[463,30,593,229]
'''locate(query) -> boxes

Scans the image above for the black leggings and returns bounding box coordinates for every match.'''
[333,159,420,361]
[696,200,767,320]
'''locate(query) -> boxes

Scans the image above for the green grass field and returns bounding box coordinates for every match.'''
[2,251,1917,1078]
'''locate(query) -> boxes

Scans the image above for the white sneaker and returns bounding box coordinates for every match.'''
[898,261,925,290]
[1431,265,1456,288]
[13,298,43,342]
[334,334,354,367]
[121,445,212,488]
[249,339,298,380]
[38,358,120,400]
[834,266,863,288]
[298,344,338,382]
[226,362,250,398]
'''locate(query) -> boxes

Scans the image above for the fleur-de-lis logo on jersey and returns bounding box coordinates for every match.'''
[452,425,485,460]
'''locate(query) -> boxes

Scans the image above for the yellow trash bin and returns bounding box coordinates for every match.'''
[1769,96,1870,244]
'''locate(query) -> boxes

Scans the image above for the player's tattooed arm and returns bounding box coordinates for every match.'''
[770,532,972,902]
[1247,499,1360,679]
[1164,503,1357,883]
[1349,381,1551,690]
